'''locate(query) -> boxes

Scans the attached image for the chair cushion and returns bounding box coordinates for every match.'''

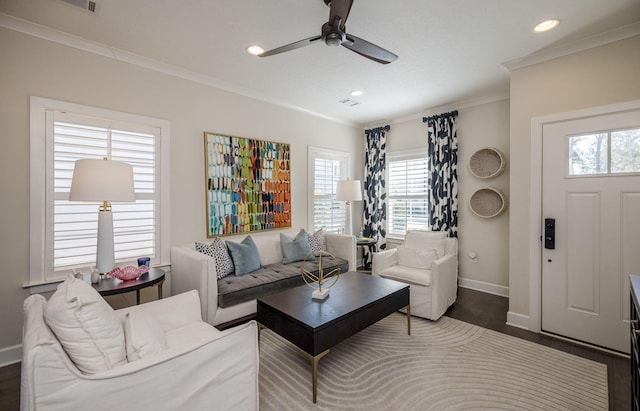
[124,310,167,362]
[378,265,432,287]
[404,231,446,257]
[396,246,439,269]
[165,322,222,348]
[280,230,314,264]
[226,235,262,276]
[44,274,127,374]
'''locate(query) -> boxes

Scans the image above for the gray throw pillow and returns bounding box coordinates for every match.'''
[226,235,261,276]
[281,230,315,264]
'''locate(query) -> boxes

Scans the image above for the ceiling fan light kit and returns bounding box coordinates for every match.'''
[258,0,398,64]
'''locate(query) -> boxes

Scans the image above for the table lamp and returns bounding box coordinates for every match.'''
[69,158,135,274]
[335,179,362,235]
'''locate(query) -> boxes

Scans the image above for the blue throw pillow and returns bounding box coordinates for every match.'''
[281,230,315,264]
[226,235,261,276]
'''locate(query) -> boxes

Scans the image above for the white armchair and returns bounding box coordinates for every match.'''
[21,282,259,411]
[372,231,458,320]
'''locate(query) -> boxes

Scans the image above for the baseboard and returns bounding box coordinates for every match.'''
[458,277,509,297]
[506,311,531,331]
[0,344,22,367]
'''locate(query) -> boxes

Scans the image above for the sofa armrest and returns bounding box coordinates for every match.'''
[372,248,398,276]
[115,290,202,332]
[170,244,219,324]
[325,233,357,272]
[28,321,259,411]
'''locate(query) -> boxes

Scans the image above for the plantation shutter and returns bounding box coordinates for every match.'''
[387,154,429,237]
[50,112,158,277]
[312,155,347,232]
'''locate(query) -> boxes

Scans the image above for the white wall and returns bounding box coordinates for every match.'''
[508,34,640,326]
[0,27,362,357]
[383,99,510,295]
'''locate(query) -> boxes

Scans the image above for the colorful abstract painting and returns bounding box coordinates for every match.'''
[204,132,291,236]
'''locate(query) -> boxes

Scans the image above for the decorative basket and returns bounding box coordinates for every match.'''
[469,187,507,218]
[469,147,506,179]
[109,265,149,281]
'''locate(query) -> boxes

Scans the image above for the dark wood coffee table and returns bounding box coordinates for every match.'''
[257,271,410,403]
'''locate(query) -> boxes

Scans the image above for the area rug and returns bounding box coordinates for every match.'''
[258,314,608,410]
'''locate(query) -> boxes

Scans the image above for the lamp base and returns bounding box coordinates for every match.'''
[96,210,115,274]
[312,288,330,300]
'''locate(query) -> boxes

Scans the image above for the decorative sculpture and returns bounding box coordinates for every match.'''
[301,251,341,300]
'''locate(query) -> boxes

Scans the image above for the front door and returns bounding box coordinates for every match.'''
[541,108,640,353]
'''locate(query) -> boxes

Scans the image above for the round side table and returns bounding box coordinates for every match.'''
[92,267,165,305]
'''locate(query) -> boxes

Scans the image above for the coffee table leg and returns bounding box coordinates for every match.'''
[405,305,411,335]
[257,323,266,344]
[302,349,330,403]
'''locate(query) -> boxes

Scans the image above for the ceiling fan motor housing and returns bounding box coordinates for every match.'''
[322,20,346,46]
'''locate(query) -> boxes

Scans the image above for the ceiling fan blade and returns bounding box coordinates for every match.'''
[259,35,322,57]
[342,34,398,64]
[328,0,353,30]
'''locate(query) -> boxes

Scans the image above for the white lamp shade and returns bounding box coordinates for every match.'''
[69,159,135,202]
[335,180,363,202]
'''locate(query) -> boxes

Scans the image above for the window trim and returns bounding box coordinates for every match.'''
[307,146,351,233]
[386,149,429,240]
[28,96,171,289]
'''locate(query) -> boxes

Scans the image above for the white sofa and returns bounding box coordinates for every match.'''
[171,229,356,326]
[372,231,458,321]
[21,289,259,411]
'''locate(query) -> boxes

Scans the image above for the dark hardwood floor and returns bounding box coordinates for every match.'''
[1,287,629,410]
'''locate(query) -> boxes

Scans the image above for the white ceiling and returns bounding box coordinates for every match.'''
[1,0,639,126]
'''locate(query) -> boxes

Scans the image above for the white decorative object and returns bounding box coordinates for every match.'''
[336,179,362,235]
[469,187,507,218]
[469,147,506,179]
[69,158,135,274]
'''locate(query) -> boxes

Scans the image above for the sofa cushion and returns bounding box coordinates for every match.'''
[195,238,234,279]
[307,228,327,253]
[44,274,127,374]
[378,265,432,287]
[280,230,314,264]
[124,310,167,362]
[396,246,439,269]
[227,235,261,276]
[217,258,349,308]
[404,231,446,258]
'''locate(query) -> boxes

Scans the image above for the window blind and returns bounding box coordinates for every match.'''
[51,115,158,274]
[312,155,347,232]
[387,154,429,237]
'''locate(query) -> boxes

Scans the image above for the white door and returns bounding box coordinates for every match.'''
[542,109,640,354]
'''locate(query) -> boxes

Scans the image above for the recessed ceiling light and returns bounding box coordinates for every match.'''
[246,45,264,56]
[533,19,560,33]
[350,90,363,97]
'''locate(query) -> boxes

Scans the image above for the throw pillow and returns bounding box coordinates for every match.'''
[404,231,447,258]
[124,310,167,362]
[396,246,439,269]
[195,238,235,279]
[307,228,327,253]
[44,274,127,374]
[226,235,261,276]
[280,230,315,264]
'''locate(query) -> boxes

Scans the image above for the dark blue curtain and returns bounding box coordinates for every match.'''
[363,125,389,266]
[423,111,458,237]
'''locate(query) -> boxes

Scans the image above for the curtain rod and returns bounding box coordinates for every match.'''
[422,110,459,123]
[365,125,390,135]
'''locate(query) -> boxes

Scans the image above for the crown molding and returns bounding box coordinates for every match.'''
[502,21,640,72]
[0,12,357,128]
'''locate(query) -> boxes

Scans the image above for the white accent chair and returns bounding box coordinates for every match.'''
[21,286,259,411]
[372,231,458,321]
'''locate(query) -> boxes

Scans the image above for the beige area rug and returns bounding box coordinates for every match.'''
[259,314,608,410]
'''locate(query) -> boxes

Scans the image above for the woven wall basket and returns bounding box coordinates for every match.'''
[469,147,505,179]
[469,187,507,218]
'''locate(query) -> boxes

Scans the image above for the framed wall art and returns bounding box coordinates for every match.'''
[204,132,291,237]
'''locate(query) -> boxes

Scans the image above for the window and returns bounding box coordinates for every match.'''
[568,127,640,175]
[30,97,170,286]
[308,146,350,233]
[387,151,429,238]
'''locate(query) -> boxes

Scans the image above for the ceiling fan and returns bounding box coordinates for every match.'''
[258,0,398,64]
